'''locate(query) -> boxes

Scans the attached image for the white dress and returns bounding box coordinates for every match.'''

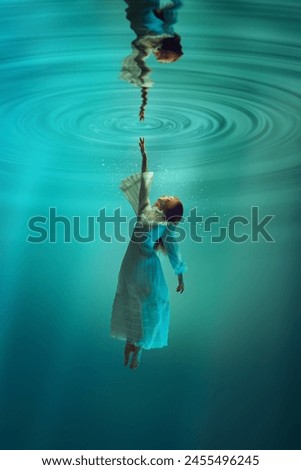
[110,171,187,350]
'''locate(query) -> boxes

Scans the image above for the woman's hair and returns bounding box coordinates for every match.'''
[154,197,184,254]
[164,197,184,223]
[155,34,183,63]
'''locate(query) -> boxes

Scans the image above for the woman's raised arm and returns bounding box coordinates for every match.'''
[139,137,148,173]
[137,137,153,215]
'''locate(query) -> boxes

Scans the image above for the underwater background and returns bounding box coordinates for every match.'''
[0,0,300,450]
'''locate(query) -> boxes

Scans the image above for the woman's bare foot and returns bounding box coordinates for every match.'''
[124,342,136,366]
[130,346,142,369]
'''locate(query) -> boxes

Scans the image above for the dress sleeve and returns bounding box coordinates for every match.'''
[120,171,154,215]
[120,44,153,88]
[161,224,187,275]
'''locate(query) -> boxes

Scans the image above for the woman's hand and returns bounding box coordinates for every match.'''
[176,273,184,293]
[176,282,184,294]
[139,137,145,154]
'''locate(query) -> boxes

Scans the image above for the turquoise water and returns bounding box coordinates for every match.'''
[0,0,300,450]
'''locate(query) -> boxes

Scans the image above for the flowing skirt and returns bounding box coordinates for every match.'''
[111,241,170,350]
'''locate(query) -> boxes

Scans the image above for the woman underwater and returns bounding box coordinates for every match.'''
[121,0,183,120]
[111,138,187,369]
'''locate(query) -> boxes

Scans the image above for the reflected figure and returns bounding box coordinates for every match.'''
[111,138,187,369]
[121,0,183,120]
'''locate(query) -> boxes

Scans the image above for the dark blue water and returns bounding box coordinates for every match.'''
[0,0,300,450]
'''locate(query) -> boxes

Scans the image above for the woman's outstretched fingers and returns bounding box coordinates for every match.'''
[139,137,145,150]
